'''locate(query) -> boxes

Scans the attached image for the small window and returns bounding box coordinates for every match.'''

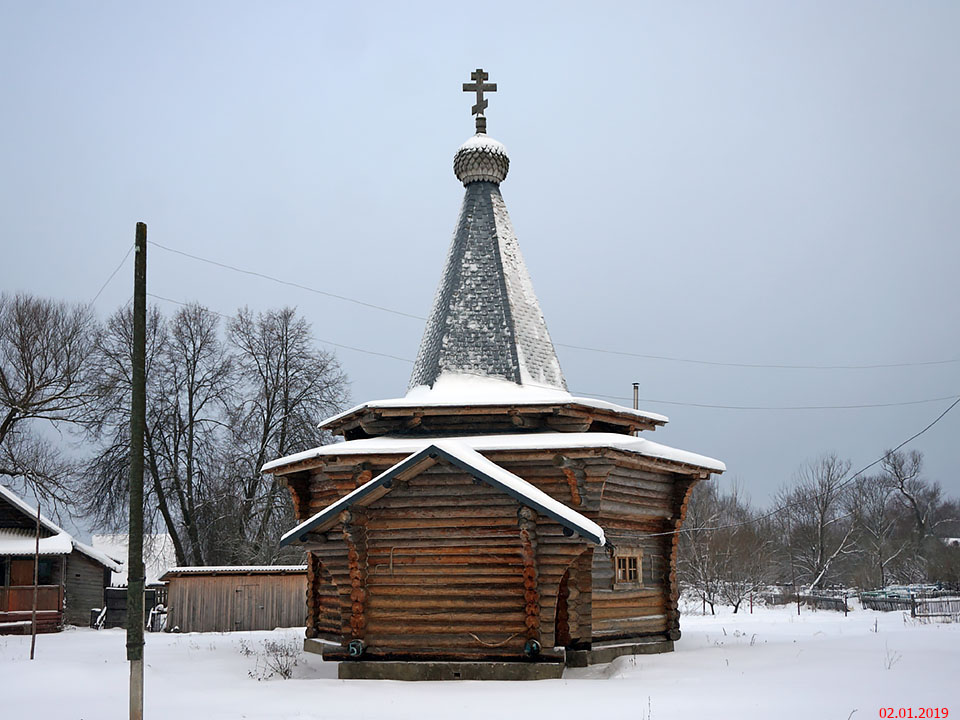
[37,558,57,585]
[616,556,639,583]
[0,558,7,586]
[612,547,643,588]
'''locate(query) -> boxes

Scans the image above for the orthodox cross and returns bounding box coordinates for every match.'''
[463,68,497,133]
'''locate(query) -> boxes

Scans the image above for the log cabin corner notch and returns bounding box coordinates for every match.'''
[263,69,725,679]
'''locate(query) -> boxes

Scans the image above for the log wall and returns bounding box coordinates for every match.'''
[305,465,592,661]
[589,464,695,644]
[290,447,708,658]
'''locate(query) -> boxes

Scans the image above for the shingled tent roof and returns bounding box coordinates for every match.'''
[409,133,567,393]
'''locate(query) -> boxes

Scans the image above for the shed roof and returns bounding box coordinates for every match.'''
[280,440,605,547]
[159,565,307,580]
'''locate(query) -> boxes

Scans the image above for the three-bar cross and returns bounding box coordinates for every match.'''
[463,68,497,133]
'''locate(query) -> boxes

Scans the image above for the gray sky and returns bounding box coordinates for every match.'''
[2,1,958,508]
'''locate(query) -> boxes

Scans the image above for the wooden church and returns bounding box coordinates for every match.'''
[263,70,724,680]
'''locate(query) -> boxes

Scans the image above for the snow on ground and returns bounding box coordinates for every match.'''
[2,604,956,720]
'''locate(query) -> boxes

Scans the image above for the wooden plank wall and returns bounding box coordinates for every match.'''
[166,573,307,633]
[64,553,107,626]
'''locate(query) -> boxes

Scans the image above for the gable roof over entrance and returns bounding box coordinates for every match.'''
[280,439,605,547]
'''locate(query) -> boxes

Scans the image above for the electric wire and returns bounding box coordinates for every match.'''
[90,244,135,306]
[146,292,416,363]
[148,240,425,321]
[556,342,960,370]
[640,394,960,539]
[580,391,960,411]
[143,287,960,538]
[146,240,960,372]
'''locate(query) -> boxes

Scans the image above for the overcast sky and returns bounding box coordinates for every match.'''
[2,1,958,508]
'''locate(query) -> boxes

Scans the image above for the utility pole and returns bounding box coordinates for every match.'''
[30,496,40,660]
[127,222,147,720]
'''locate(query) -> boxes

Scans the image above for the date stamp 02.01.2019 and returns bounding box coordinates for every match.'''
[879,709,949,719]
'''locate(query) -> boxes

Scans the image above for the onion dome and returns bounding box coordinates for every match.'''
[453,134,510,185]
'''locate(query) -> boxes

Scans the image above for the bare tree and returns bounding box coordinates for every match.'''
[83,303,233,566]
[879,450,956,582]
[0,293,95,510]
[677,482,724,614]
[82,302,348,567]
[777,454,856,594]
[847,474,909,588]
[222,307,348,563]
[679,482,774,613]
[717,517,775,613]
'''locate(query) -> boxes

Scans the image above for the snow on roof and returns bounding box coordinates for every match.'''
[159,565,307,580]
[0,527,74,556]
[280,440,605,546]
[92,534,178,586]
[432,440,605,545]
[0,484,123,572]
[318,374,669,430]
[263,431,724,474]
[457,133,508,153]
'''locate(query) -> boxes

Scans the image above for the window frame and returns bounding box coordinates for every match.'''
[612,546,643,589]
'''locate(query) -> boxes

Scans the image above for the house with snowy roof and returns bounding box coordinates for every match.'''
[263,69,725,679]
[0,484,122,632]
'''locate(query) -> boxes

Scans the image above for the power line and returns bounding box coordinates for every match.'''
[145,240,960,372]
[146,292,416,363]
[90,244,134,306]
[148,240,426,321]
[642,394,960,539]
[556,342,960,370]
[144,292,960,414]
[581,391,960,411]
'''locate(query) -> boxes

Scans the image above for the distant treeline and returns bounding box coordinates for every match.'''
[678,452,960,613]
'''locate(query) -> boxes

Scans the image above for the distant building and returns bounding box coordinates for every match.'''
[263,71,725,679]
[92,533,177,587]
[159,566,307,633]
[0,484,122,632]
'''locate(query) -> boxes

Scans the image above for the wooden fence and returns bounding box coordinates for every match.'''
[859,595,914,612]
[915,597,960,620]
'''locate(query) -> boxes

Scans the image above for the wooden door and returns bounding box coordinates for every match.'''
[233,583,259,631]
[10,558,35,586]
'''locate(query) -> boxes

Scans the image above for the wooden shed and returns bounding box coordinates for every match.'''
[262,71,725,679]
[160,566,307,633]
[0,484,122,633]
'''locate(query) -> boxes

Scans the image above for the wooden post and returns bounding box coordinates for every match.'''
[30,498,40,660]
[127,222,147,720]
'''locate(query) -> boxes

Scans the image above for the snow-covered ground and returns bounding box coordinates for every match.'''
[2,604,956,720]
